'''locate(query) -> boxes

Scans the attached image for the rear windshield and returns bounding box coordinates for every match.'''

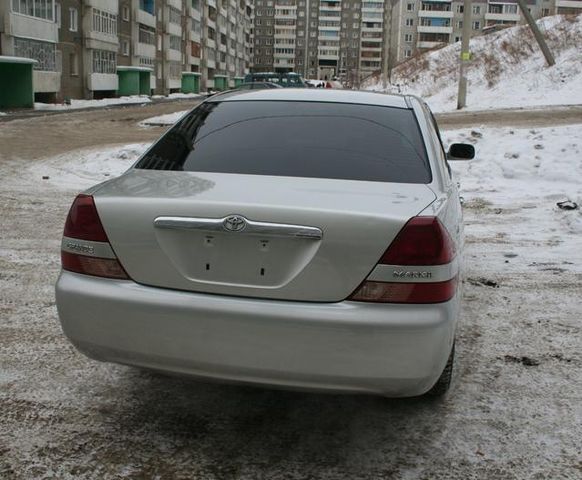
[135,101,432,184]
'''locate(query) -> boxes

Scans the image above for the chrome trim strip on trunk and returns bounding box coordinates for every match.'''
[61,237,116,259]
[154,216,323,240]
[367,259,458,284]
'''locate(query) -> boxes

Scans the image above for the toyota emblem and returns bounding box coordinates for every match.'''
[223,215,247,232]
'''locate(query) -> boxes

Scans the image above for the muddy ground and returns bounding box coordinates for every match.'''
[0,102,581,479]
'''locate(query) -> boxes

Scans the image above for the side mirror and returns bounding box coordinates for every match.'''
[447,143,475,160]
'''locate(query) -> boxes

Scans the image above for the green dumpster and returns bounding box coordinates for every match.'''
[117,66,152,96]
[182,72,201,94]
[214,75,228,91]
[0,56,36,109]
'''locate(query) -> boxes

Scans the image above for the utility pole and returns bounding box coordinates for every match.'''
[457,0,472,109]
[515,0,555,66]
[381,1,392,90]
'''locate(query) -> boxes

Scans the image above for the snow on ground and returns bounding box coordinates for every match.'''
[27,144,149,189]
[33,95,152,111]
[446,124,582,271]
[139,109,190,126]
[2,122,581,478]
[152,93,203,100]
[366,14,582,113]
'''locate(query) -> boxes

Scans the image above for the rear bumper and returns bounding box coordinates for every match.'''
[55,271,459,397]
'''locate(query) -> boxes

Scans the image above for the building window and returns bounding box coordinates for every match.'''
[92,49,116,74]
[169,6,181,25]
[169,34,181,51]
[456,20,463,29]
[139,0,155,15]
[69,52,78,75]
[404,49,412,58]
[472,21,480,30]
[12,0,55,21]
[92,9,117,36]
[456,5,463,14]
[407,3,414,11]
[139,25,156,45]
[404,33,412,42]
[121,40,129,56]
[472,6,481,15]
[14,37,56,71]
[122,6,129,21]
[69,8,77,31]
[405,18,413,27]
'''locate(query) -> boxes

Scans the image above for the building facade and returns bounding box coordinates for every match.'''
[253,0,582,83]
[0,0,253,100]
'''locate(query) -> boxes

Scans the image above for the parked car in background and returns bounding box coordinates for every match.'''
[243,72,307,88]
[56,89,474,398]
[234,82,283,90]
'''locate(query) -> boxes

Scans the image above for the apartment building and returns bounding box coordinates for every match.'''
[253,0,388,83]
[0,0,252,102]
[392,0,559,62]
[253,0,580,82]
[0,0,61,101]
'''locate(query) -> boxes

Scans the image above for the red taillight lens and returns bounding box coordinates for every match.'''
[61,194,130,280]
[61,251,129,280]
[349,278,457,304]
[379,217,455,266]
[63,194,108,242]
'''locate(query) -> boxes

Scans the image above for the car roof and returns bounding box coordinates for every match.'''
[207,89,410,109]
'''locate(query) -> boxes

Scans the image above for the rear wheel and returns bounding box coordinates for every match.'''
[426,341,455,397]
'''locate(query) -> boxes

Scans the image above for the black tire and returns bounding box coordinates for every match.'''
[426,341,455,397]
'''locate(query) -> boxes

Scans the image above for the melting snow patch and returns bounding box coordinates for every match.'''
[139,110,190,126]
[28,143,150,190]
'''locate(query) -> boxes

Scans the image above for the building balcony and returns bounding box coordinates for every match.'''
[417,40,446,49]
[165,49,182,62]
[136,42,156,58]
[167,0,182,9]
[219,43,227,53]
[274,52,295,59]
[206,18,216,30]
[484,12,521,22]
[33,71,60,93]
[206,59,216,69]
[555,0,582,7]
[417,25,453,34]
[189,55,201,66]
[187,6,202,19]
[206,38,216,49]
[136,8,156,28]
[84,31,119,50]
[87,72,118,91]
[191,31,201,42]
[7,12,58,43]
[85,0,118,12]
[418,10,453,19]
[166,22,182,37]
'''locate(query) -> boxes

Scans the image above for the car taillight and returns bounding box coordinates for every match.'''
[380,217,455,266]
[61,194,130,280]
[349,216,457,304]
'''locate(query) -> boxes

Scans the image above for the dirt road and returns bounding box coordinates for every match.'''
[0,102,580,479]
[1,101,581,161]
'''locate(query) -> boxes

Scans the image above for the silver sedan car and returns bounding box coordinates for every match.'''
[55,89,474,397]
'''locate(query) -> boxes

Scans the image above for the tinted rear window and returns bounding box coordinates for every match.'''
[136,101,432,183]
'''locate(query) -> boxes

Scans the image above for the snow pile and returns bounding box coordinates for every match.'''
[139,110,190,126]
[34,95,152,111]
[152,92,203,100]
[27,143,150,189]
[366,14,582,112]
[447,124,582,267]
